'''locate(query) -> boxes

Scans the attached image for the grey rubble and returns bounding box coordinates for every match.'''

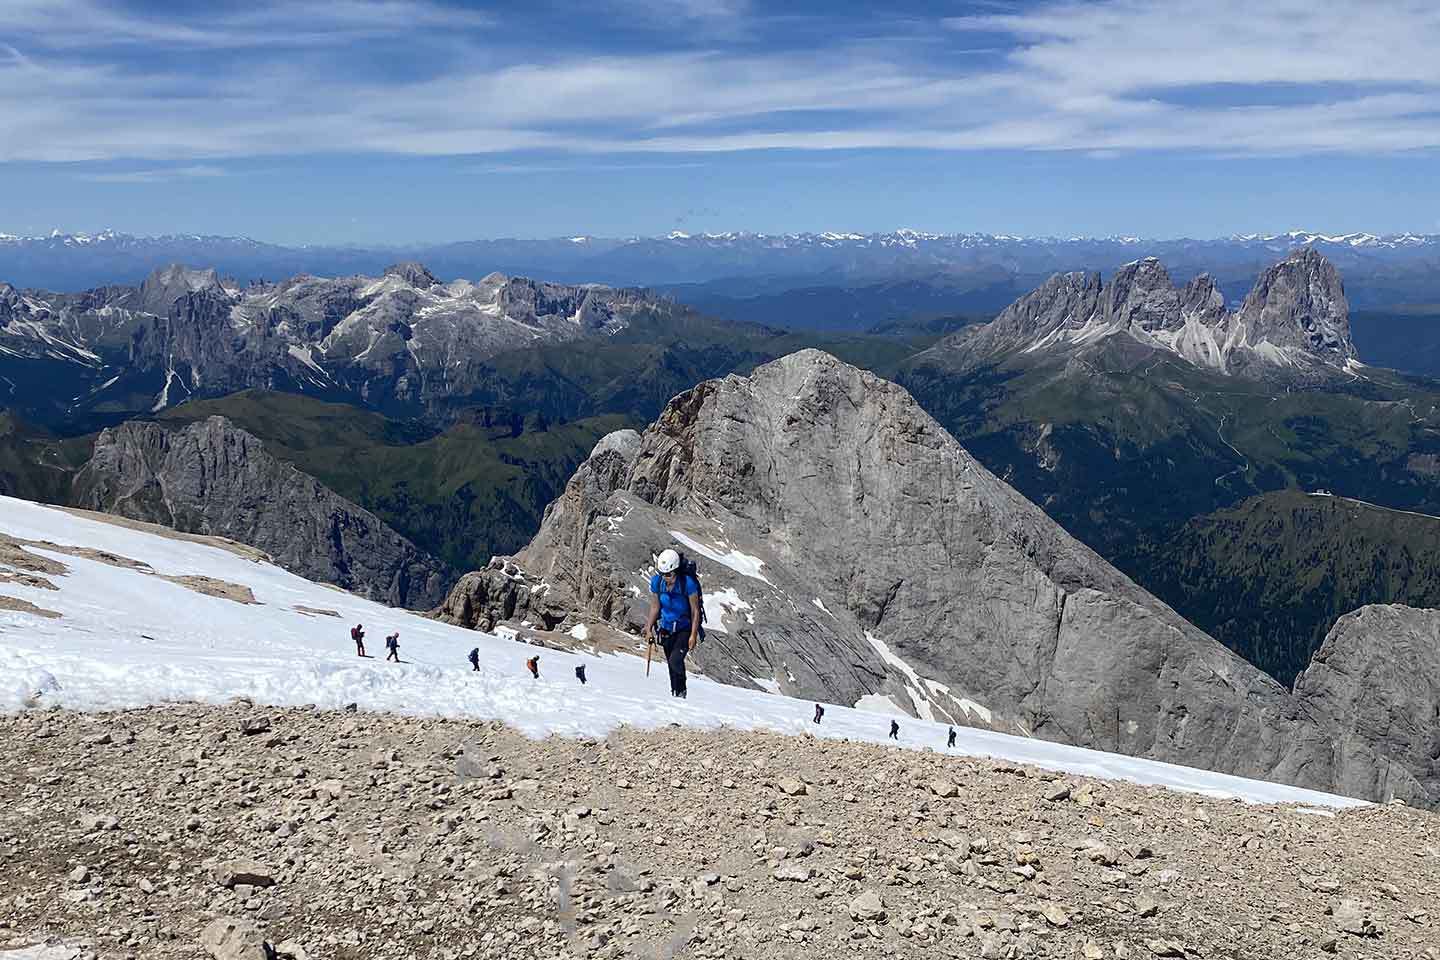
[73,416,450,609]
[3,703,1437,960]
[438,349,1429,806]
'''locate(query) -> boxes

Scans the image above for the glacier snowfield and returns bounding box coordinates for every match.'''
[0,495,1362,809]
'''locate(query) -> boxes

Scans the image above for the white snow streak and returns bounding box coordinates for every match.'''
[668,531,773,585]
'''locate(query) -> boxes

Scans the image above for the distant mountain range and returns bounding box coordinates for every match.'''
[0,261,687,426]
[4,228,1440,310]
[7,247,1440,700]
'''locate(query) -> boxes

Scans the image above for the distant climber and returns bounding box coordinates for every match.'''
[526,655,540,679]
[947,726,957,749]
[385,632,399,662]
[575,664,587,685]
[351,624,366,657]
[813,703,824,724]
[644,548,701,699]
[889,719,899,740]
[468,647,480,671]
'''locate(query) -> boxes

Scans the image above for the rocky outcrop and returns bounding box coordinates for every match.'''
[934,248,1355,377]
[1294,604,1440,803]
[73,417,451,609]
[1234,247,1353,368]
[436,349,1428,805]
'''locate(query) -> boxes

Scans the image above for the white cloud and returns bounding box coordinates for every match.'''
[6,0,492,49]
[77,165,229,184]
[2,0,1439,162]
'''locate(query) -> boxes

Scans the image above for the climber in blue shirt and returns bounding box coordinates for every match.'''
[644,548,701,698]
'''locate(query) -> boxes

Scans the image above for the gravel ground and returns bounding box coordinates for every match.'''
[1,702,1437,960]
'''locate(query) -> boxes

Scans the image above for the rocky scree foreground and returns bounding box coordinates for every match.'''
[72,416,452,609]
[436,349,1430,808]
[2,703,1438,960]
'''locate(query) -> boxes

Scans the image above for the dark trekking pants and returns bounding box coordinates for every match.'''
[659,628,690,698]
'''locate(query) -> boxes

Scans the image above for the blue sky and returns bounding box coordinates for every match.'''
[3,0,1439,244]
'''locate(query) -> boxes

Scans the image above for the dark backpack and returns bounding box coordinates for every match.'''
[660,551,706,642]
[468,647,479,662]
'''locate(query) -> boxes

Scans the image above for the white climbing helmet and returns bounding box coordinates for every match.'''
[656,548,681,574]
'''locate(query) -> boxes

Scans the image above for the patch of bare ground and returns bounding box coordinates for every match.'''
[0,596,60,619]
[0,532,258,607]
[50,506,272,564]
[293,606,341,618]
[503,621,651,660]
[156,575,258,605]
[0,534,69,577]
[1,703,1437,960]
[0,570,57,590]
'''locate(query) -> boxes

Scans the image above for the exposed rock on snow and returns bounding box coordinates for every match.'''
[438,349,1428,805]
[73,416,451,609]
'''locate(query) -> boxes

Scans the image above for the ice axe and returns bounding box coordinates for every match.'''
[645,634,654,677]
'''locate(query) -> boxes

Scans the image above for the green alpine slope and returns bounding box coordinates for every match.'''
[1127,490,1440,685]
[155,391,630,570]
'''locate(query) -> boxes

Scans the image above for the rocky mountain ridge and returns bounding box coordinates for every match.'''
[0,262,683,422]
[436,349,1432,807]
[71,416,452,608]
[930,249,1356,377]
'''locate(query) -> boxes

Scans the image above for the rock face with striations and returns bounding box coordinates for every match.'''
[934,248,1355,377]
[73,416,451,609]
[437,349,1427,805]
[1294,604,1440,803]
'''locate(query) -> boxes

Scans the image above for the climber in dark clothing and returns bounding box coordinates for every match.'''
[643,548,701,699]
[468,647,480,671]
[384,632,399,662]
[575,665,587,685]
[947,726,957,749]
[889,719,900,740]
[351,624,366,657]
[813,703,824,724]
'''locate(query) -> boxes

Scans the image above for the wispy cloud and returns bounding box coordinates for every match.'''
[77,165,229,184]
[3,0,1439,164]
[6,0,492,49]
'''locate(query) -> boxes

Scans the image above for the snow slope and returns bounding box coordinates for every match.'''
[0,496,1362,808]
